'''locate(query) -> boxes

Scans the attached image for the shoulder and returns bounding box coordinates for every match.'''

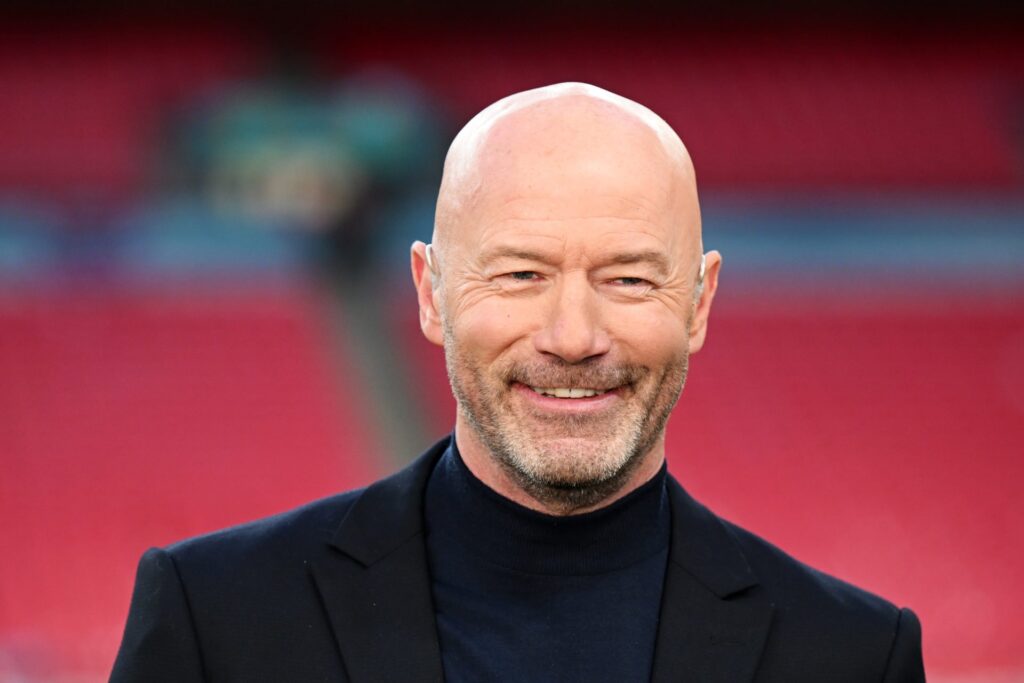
[725,519,900,623]
[667,476,902,627]
[721,517,921,678]
[160,435,450,582]
[163,488,366,578]
[665,478,922,678]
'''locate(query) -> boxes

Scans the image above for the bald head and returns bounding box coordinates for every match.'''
[433,82,701,264]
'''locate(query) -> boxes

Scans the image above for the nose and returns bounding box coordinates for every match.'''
[532,273,611,363]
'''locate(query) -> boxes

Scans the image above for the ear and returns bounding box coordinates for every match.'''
[688,250,722,354]
[411,241,445,347]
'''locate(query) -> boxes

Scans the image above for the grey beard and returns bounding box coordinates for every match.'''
[444,332,687,514]
[483,426,651,513]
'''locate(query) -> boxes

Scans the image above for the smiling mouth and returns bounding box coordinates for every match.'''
[528,386,609,399]
[505,366,641,402]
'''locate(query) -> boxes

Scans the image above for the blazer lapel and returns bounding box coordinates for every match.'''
[311,439,449,683]
[651,479,775,683]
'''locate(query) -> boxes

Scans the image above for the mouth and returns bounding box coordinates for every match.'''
[510,381,627,414]
[527,386,610,399]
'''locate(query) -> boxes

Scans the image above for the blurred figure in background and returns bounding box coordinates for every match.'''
[159,49,447,278]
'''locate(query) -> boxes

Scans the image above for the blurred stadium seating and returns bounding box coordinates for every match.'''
[0,15,1022,682]
[0,279,381,677]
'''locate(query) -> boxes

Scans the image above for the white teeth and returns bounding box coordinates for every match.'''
[529,387,606,399]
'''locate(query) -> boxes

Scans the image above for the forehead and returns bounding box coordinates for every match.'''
[439,92,701,263]
[459,147,693,260]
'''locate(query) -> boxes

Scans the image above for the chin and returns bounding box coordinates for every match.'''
[507,435,640,488]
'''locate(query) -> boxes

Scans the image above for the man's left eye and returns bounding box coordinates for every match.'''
[614,277,648,286]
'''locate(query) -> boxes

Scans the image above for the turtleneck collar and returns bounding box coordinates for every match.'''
[424,438,670,576]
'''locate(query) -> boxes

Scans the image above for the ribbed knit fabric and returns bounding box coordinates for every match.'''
[424,440,670,683]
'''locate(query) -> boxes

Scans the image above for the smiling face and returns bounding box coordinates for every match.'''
[413,84,721,514]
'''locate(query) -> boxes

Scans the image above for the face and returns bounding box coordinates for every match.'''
[414,99,719,511]
[441,261,691,510]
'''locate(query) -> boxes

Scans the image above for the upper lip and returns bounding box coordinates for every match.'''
[530,385,607,391]
[517,382,622,393]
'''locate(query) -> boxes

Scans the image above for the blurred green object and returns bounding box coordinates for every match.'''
[172,70,446,235]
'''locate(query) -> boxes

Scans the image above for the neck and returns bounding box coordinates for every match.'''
[454,419,667,516]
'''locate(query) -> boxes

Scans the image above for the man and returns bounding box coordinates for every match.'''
[111,83,925,682]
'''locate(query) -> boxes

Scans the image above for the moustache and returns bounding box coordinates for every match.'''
[500,361,647,390]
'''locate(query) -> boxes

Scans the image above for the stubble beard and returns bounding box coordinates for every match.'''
[442,319,689,513]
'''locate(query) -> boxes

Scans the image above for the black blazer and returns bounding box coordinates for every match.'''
[111,436,925,682]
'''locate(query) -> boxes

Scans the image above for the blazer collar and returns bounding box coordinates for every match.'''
[311,437,448,683]
[327,437,447,563]
[313,437,774,683]
[650,479,775,682]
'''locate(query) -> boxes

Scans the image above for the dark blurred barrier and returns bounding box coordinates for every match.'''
[0,23,1020,199]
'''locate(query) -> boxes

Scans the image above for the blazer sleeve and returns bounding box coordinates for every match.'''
[109,547,206,683]
[882,607,926,683]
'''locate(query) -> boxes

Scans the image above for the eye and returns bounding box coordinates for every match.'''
[604,276,655,299]
[508,271,539,281]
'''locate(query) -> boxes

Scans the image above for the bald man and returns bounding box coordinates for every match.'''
[112,84,925,682]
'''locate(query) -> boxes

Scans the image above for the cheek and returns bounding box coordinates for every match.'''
[608,306,689,364]
[454,299,537,362]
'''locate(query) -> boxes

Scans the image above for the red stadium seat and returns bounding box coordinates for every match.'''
[0,282,382,678]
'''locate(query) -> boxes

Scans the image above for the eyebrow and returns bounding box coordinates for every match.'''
[477,246,559,268]
[478,246,671,276]
[601,250,670,276]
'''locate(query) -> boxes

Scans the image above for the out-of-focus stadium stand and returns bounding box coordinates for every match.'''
[0,283,382,676]
[330,25,1024,192]
[1,23,1020,196]
[0,11,1022,682]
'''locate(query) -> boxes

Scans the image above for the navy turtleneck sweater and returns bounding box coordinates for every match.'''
[424,441,671,683]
